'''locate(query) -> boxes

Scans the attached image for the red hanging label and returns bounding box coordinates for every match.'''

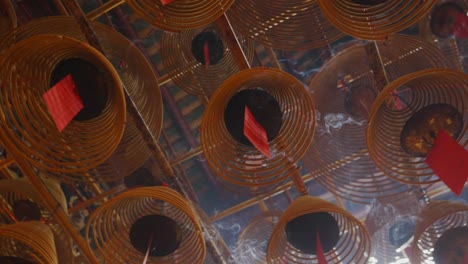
[244,106,271,158]
[204,41,210,69]
[43,74,83,132]
[425,129,468,195]
[453,13,468,38]
[160,0,172,5]
[316,232,328,264]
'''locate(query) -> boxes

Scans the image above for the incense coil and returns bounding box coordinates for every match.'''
[200,68,315,193]
[0,177,74,264]
[226,0,344,50]
[267,196,371,264]
[235,211,281,264]
[0,34,125,173]
[0,16,164,178]
[126,0,234,32]
[0,221,58,264]
[317,0,437,40]
[0,0,17,36]
[303,35,454,203]
[367,69,468,184]
[160,24,255,95]
[411,200,468,263]
[86,187,206,264]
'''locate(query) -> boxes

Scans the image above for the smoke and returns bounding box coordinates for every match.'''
[316,111,367,135]
[228,238,268,264]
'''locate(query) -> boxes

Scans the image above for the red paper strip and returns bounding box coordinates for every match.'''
[204,41,210,69]
[316,232,328,264]
[43,74,83,132]
[160,0,172,5]
[453,13,468,38]
[161,182,170,188]
[426,129,468,195]
[464,251,468,264]
[244,106,271,158]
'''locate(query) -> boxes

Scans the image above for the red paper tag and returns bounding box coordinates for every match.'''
[425,129,468,195]
[43,74,83,132]
[160,0,172,5]
[453,13,468,38]
[204,41,210,69]
[316,232,328,264]
[244,106,271,158]
[161,182,170,188]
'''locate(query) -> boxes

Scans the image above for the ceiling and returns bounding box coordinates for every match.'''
[0,0,467,264]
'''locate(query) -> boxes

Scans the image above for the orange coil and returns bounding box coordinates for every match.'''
[0,16,165,179]
[161,24,254,95]
[367,69,468,184]
[304,35,454,203]
[201,68,315,193]
[0,222,58,264]
[267,196,371,264]
[318,0,437,40]
[86,187,206,264]
[0,34,126,173]
[0,16,162,180]
[227,0,344,50]
[126,0,234,32]
[0,177,73,263]
[411,200,468,263]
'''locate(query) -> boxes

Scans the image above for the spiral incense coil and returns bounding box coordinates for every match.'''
[317,0,437,40]
[0,177,74,264]
[0,0,17,36]
[161,24,255,96]
[0,16,164,178]
[267,196,371,264]
[126,0,234,32]
[200,68,315,193]
[303,35,454,203]
[86,187,206,264]
[0,34,125,173]
[235,211,281,264]
[367,69,468,184]
[226,0,344,50]
[411,200,468,264]
[0,222,58,264]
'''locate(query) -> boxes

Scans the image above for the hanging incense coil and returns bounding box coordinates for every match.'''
[161,24,255,95]
[0,222,58,264]
[365,190,421,263]
[0,16,164,178]
[317,0,437,40]
[200,68,315,193]
[302,35,456,203]
[0,34,125,173]
[411,200,468,264]
[227,0,344,50]
[367,69,468,184]
[234,211,281,264]
[86,187,205,264]
[0,177,74,264]
[267,196,371,263]
[126,0,234,32]
[0,0,17,36]
[427,1,467,39]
